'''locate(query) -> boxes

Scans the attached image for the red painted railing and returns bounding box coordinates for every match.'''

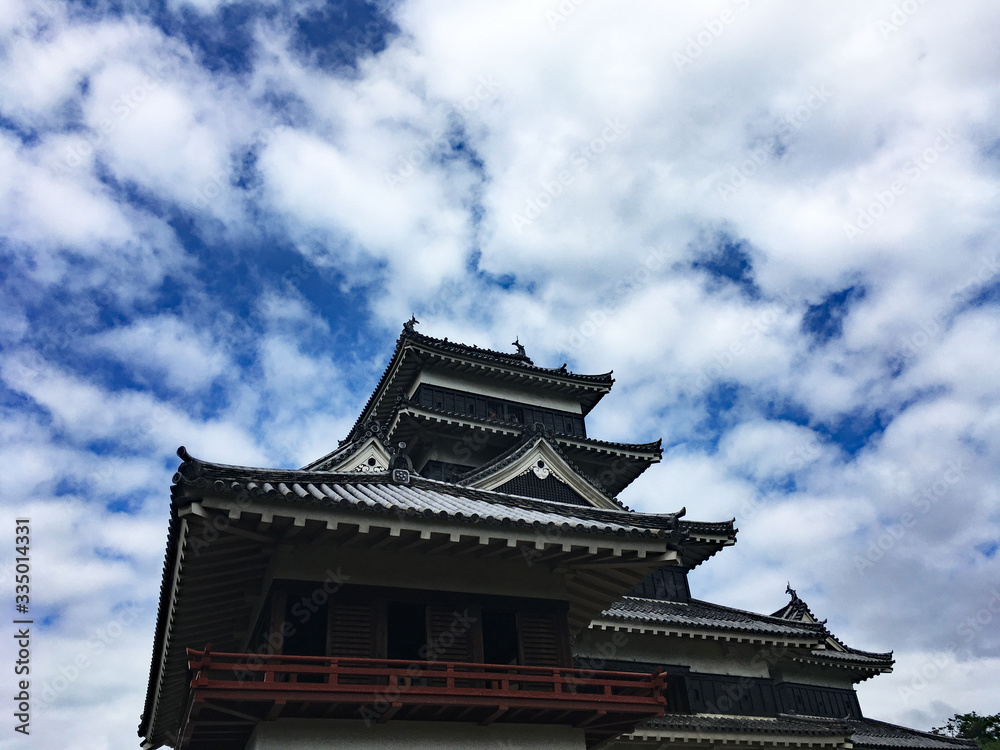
[186,648,665,710]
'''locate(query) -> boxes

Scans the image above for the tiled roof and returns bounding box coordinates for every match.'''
[602,596,830,639]
[800,647,894,667]
[405,327,614,383]
[601,596,894,671]
[641,713,852,737]
[770,587,893,668]
[637,715,978,750]
[173,449,697,539]
[846,719,979,749]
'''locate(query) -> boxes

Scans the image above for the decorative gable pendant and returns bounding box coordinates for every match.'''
[333,438,392,474]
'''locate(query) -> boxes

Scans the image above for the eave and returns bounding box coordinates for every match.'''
[627,714,854,749]
[386,402,661,495]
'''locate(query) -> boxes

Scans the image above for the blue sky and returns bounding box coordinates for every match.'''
[1,0,999,746]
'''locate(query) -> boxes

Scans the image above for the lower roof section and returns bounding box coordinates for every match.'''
[627,713,852,748]
[623,714,977,750]
[595,597,830,645]
[846,719,979,750]
[593,596,894,678]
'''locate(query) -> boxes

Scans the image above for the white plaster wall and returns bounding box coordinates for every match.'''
[578,629,772,678]
[246,719,587,750]
[411,367,585,413]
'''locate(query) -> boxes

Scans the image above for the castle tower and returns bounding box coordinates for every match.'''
[139,321,734,750]
[140,322,972,750]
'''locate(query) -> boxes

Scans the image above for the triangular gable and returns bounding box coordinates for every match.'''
[326,437,392,474]
[772,584,823,624]
[460,436,621,510]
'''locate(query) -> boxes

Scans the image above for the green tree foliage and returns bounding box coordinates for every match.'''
[932,712,1000,750]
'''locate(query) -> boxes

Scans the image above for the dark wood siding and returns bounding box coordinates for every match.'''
[776,683,861,718]
[686,673,779,717]
[495,472,591,506]
[631,566,691,602]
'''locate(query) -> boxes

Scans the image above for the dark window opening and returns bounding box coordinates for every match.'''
[482,611,519,665]
[420,460,475,482]
[387,602,427,661]
[413,384,586,437]
[281,593,328,659]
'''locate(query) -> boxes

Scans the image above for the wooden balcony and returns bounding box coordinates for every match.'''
[178,648,666,749]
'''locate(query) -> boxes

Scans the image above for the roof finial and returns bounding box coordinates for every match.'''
[404,315,419,334]
[786,582,798,600]
[512,337,526,358]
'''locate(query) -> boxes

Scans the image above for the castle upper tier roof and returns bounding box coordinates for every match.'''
[340,322,615,446]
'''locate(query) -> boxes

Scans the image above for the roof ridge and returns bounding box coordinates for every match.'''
[686,597,831,629]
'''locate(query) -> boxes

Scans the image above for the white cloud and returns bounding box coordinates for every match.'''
[90,315,231,393]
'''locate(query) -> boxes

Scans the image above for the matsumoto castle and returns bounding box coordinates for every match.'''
[140,320,973,750]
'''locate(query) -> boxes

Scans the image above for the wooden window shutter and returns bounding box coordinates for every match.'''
[426,605,475,662]
[516,611,562,666]
[326,602,375,658]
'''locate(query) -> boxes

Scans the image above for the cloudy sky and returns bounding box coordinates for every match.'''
[1,0,998,746]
